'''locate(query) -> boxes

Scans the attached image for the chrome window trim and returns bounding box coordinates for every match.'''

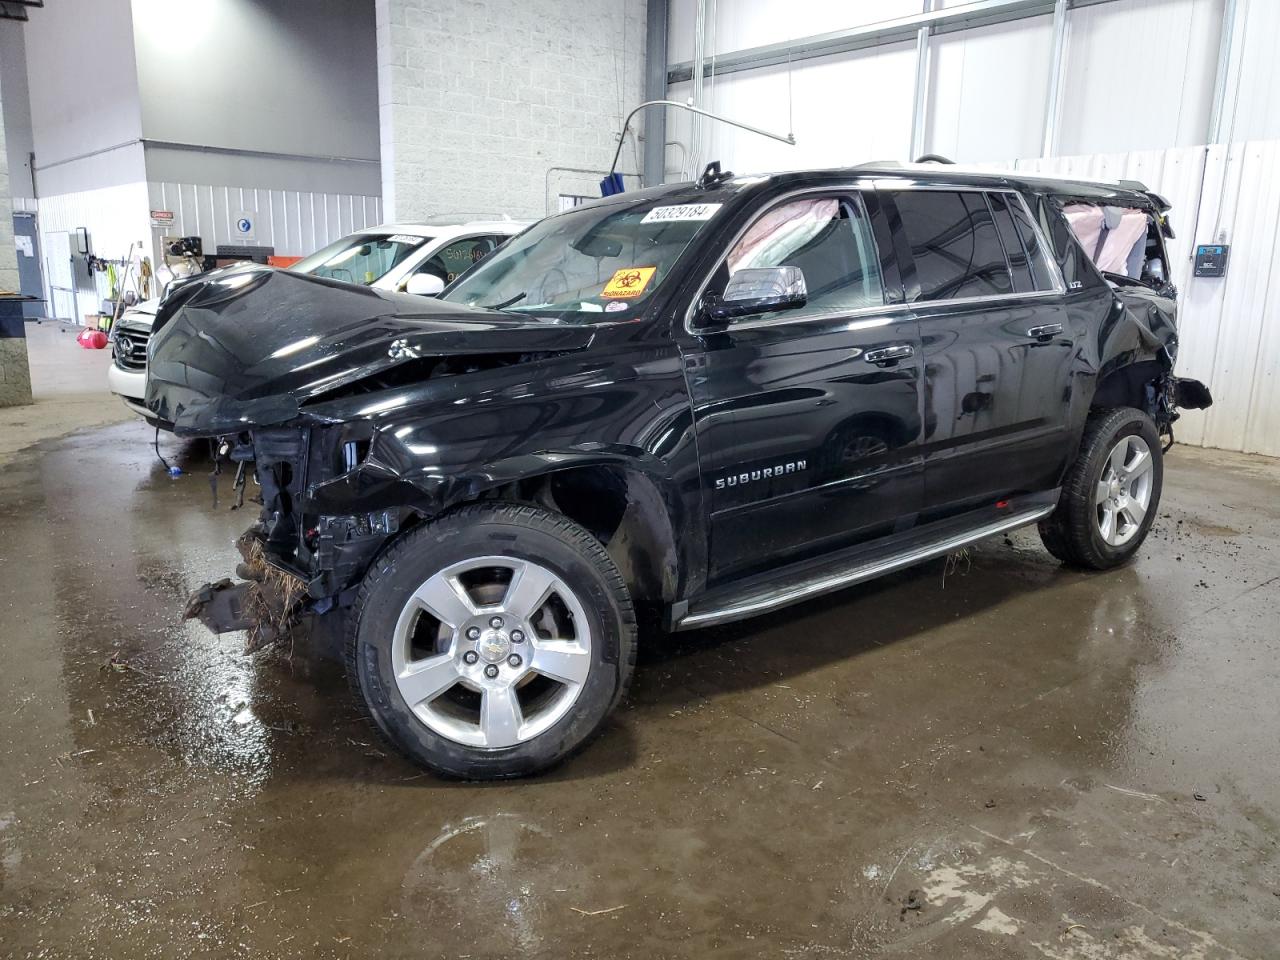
[684,181,1067,336]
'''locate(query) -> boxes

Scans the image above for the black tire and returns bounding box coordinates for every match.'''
[345,502,637,779]
[1039,407,1164,569]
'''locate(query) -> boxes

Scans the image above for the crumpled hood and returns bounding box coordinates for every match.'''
[145,265,594,435]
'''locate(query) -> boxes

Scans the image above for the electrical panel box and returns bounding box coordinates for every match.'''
[1194,244,1229,278]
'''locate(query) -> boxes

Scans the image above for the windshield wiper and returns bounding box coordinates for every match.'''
[484,292,526,310]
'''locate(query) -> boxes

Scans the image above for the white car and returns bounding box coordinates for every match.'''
[107,219,527,421]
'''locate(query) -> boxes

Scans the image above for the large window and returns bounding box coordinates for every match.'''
[444,198,721,322]
[892,190,1012,301]
[723,195,884,321]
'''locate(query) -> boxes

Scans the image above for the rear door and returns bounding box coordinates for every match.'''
[880,187,1074,519]
[682,188,924,585]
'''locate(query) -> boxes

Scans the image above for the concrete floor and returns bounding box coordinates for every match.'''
[1,403,1278,958]
[0,322,132,465]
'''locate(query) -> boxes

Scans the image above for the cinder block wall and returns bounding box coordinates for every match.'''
[376,0,647,222]
[0,72,34,408]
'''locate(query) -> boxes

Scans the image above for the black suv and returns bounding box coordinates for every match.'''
[148,162,1211,779]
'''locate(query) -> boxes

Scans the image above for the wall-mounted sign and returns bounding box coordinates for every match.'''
[1193,244,1229,278]
[150,210,175,228]
[234,212,256,242]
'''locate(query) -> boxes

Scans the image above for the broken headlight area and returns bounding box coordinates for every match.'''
[185,423,421,651]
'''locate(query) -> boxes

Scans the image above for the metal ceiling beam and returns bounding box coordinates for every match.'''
[667,0,1121,84]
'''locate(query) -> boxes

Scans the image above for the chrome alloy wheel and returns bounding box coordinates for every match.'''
[1095,435,1154,547]
[390,557,592,748]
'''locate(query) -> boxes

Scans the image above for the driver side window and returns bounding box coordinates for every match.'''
[721,194,885,323]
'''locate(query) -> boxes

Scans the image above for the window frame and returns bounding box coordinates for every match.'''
[684,185,899,334]
[878,184,1067,306]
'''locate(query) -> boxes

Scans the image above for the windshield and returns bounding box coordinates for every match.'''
[290,232,432,285]
[443,198,725,321]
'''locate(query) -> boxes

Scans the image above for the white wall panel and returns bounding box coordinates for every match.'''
[926,15,1054,162]
[1056,0,1223,155]
[668,0,922,65]
[147,182,383,259]
[1223,0,1280,142]
[669,43,916,179]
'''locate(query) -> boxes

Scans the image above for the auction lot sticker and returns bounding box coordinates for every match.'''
[641,203,723,224]
[601,267,657,298]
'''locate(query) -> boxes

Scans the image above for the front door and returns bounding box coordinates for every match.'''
[881,187,1076,519]
[683,189,924,585]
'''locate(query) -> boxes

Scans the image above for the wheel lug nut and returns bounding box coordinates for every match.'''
[510,630,524,643]
[489,616,504,628]
[466,626,480,640]
[484,664,500,679]
[463,651,478,665]
[507,654,522,668]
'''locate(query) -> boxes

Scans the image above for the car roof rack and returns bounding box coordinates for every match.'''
[852,160,1152,195]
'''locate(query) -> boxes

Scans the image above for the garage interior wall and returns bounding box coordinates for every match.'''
[376,0,648,221]
[2,0,380,316]
[663,0,1280,457]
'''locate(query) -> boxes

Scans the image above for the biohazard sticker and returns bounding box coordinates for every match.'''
[601,266,657,299]
[641,203,723,224]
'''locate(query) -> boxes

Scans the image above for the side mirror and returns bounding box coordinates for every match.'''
[704,266,807,322]
[405,273,446,297]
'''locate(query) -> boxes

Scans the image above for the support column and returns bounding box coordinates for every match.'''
[1040,0,1069,158]
[0,68,34,408]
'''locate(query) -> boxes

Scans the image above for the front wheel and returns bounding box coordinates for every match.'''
[345,503,636,779]
[1038,407,1164,569]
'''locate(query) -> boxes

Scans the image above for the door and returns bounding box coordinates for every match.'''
[683,190,923,585]
[13,213,45,319]
[881,187,1075,520]
[45,231,76,322]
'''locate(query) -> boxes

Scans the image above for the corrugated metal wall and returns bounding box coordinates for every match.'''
[1002,143,1280,458]
[147,182,384,258]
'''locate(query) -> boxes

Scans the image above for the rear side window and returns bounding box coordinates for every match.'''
[891,190,1012,301]
[1007,195,1059,291]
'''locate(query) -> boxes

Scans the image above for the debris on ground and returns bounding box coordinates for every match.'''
[941,548,972,587]
[899,889,924,920]
[571,904,627,917]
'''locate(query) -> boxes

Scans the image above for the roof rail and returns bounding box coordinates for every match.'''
[851,160,1154,196]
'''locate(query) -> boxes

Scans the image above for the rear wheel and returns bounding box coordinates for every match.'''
[346,503,636,779]
[1039,407,1163,569]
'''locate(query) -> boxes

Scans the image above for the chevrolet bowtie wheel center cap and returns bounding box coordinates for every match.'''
[477,631,512,665]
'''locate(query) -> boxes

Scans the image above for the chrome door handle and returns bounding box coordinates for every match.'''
[1027,323,1063,341]
[864,344,915,366]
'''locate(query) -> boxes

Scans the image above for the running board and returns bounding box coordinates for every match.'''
[674,504,1055,631]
